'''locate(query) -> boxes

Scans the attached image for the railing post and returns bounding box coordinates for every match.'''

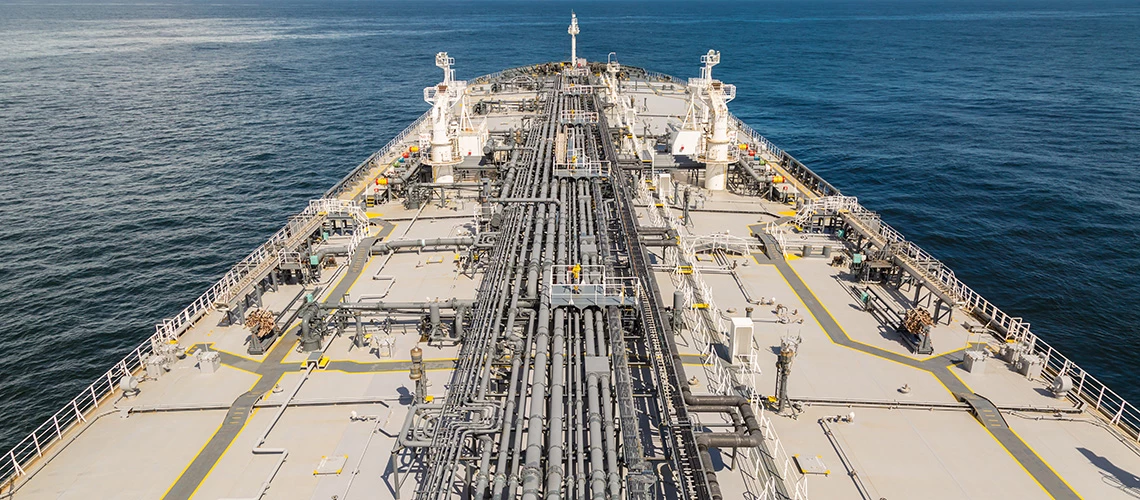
[9,450,23,476]
[73,399,86,423]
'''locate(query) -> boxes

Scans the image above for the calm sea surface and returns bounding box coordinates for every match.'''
[1,0,1138,452]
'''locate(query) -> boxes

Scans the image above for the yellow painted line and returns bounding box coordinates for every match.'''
[160,421,224,499]
[163,376,268,500]
[778,210,797,216]
[775,264,927,366]
[973,417,1055,498]
[750,255,775,266]
[322,367,455,374]
[1008,426,1085,499]
[260,333,300,360]
[781,272,1076,499]
[769,162,820,201]
[192,342,264,365]
[345,165,394,200]
[324,357,459,364]
[944,364,975,392]
[342,254,377,294]
[780,262,970,364]
[276,334,300,354]
[770,256,1077,498]
[321,271,352,302]
[943,367,1083,499]
[185,405,262,500]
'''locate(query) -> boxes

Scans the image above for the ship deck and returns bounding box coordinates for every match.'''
[4,66,1140,500]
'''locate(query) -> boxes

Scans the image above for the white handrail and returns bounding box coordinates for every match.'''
[777,193,1140,446]
[10,64,1138,496]
[324,110,432,199]
[0,201,368,491]
[643,181,807,497]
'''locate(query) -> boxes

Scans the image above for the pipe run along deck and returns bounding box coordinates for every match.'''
[5,20,1140,500]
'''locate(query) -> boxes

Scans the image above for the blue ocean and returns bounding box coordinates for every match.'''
[0,0,1137,453]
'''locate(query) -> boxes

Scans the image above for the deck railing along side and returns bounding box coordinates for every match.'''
[325,63,556,201]
[3,63,573,491]
[1,64,559,491]
[0,342,148,493]
[745,125,1140,446]
[324,110,431,200]
[0,200,365,492]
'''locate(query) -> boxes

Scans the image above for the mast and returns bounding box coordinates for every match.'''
[568,12,580,67]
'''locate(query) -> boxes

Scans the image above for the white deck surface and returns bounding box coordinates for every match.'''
[7,77,1140,500]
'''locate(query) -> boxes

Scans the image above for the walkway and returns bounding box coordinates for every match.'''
[162,222,397,500]
[751,233,1081,500]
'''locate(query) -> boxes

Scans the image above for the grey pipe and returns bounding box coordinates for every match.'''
[586,371,606,500]
[384,179,485,187]
[503,95,556,498]
[528,105,562,500]
[544,308,567,500]
[452,305,465,340]
[520,304,551,500]
[370,236,475,254]
[669,330,768,500]
[556,180,567,267]
[474,436,495,500]
[696,431,764,448]
[594,310,620,498]
[507,109,548,498]
[672,291,686,332]
[697,443,722,500]
[325,298,474,312]
[428,303,441,338]
[588,309,615,500]
[299,305,320,352]
[395,402,445,448]
[315,246,350,258]
[491,197,563,206]
[573,312,587,500]
[492,314,535,500]
[735,158,769,186]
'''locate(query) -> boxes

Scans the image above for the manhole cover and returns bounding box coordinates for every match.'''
[794,454,830,476]
[314,455,348,475]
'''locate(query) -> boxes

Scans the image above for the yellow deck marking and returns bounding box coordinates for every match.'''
[160,420,225,499]
[778,257,1080,498]
[162,376,267,500]
[944,367,1083,499]
[778,263,966,364]
[190,342,264,365]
